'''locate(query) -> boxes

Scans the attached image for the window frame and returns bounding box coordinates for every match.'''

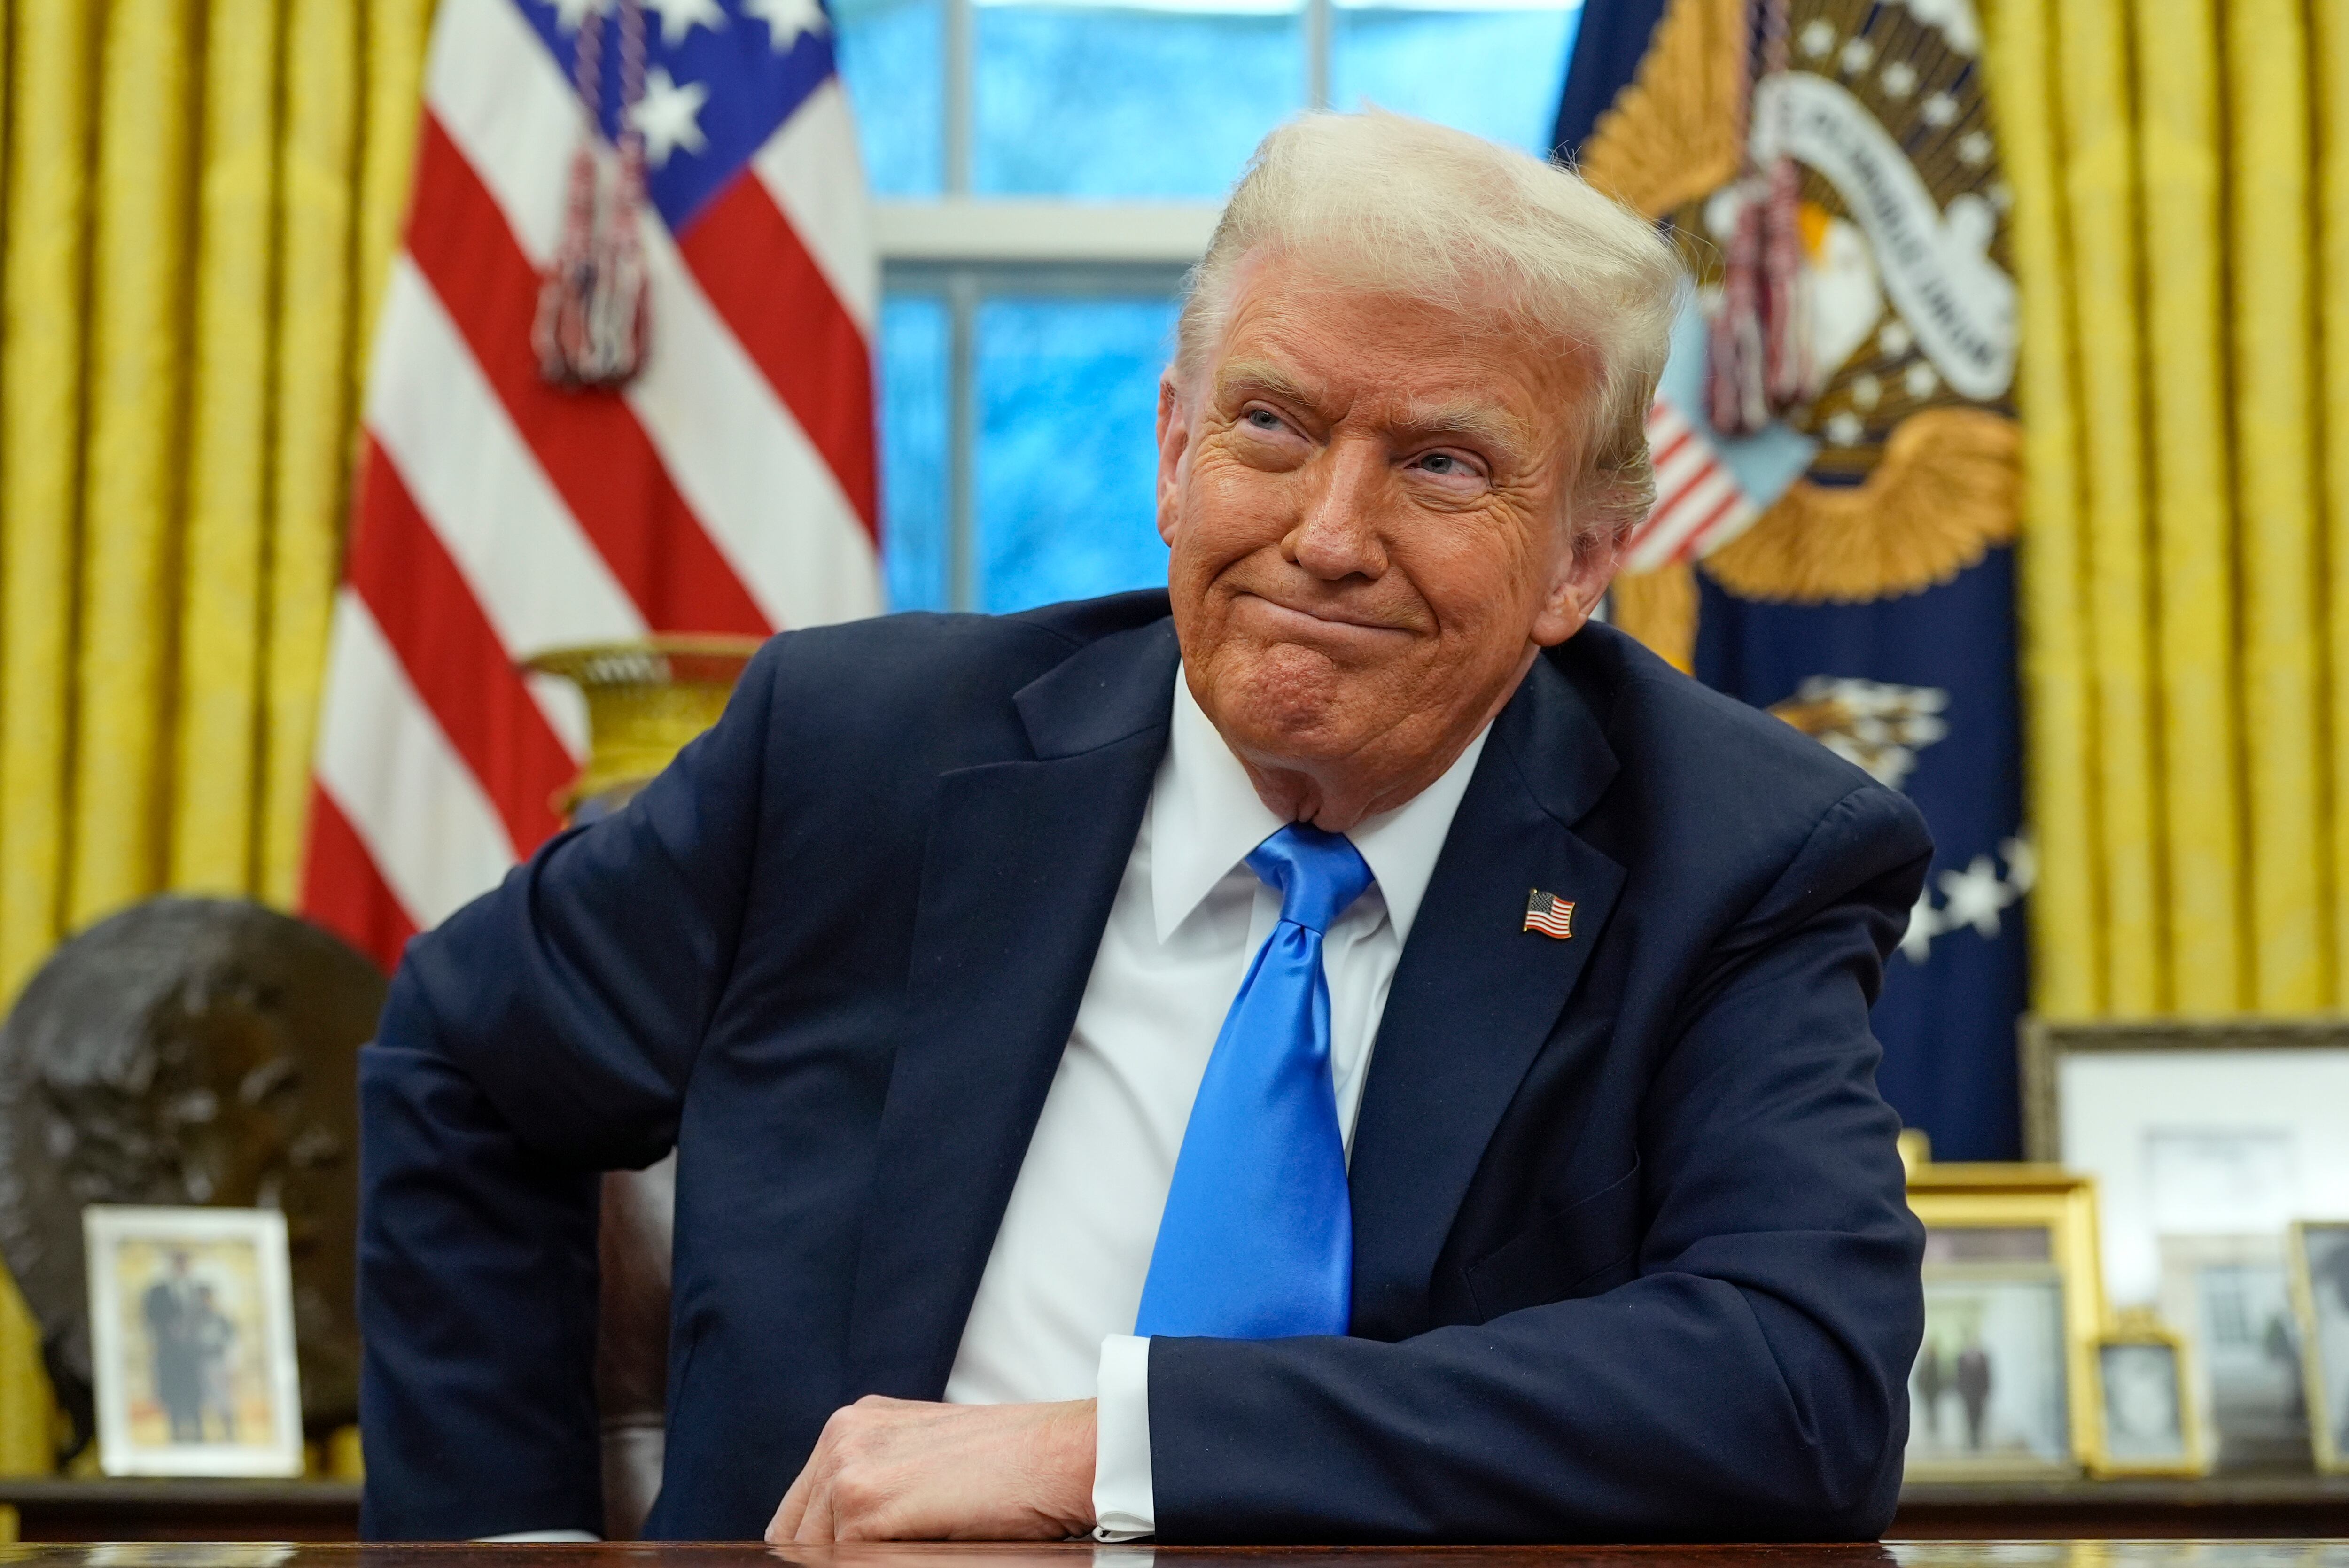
[884,259,1194,610]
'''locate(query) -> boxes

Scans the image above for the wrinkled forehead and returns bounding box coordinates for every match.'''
[1198,249,1592,450]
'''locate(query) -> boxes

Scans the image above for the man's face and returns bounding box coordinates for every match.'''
[1157,251,1617,821]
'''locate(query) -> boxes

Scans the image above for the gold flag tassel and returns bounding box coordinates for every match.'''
[533,0,653,389]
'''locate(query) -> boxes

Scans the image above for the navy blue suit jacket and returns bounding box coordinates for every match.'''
[358,592,1930,1542]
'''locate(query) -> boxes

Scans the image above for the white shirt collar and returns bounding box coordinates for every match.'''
[1148,665,1492,945]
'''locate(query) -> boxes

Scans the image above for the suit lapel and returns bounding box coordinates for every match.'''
[1346,650,1626,1336]
[846,620,1179,1397]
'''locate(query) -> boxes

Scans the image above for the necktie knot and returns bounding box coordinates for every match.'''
[1246,824,1373,935]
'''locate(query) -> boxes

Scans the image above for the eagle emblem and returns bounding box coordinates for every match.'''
[1582,0,2022,668]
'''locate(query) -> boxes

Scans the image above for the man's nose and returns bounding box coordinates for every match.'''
[1284,437,1390,581]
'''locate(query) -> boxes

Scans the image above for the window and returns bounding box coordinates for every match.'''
[836,0,1584,611]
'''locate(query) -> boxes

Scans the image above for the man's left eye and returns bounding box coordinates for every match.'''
[1415,453,1477,478]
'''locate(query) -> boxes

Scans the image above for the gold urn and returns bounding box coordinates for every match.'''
[524,635,764,823]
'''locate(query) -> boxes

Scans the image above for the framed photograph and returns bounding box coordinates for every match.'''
[85,1205,303,1477]
[2156,1232,2310,1472]
[2088,1310,2208,1476]
[2288,1219,2349,1473]
[2020,1017,2349,1307]
[1905,1163,2104,1479]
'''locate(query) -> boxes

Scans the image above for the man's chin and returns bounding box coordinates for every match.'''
[1195,653,1383,765]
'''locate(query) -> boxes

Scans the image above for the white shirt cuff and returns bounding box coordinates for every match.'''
[1091,1333,1155,1540]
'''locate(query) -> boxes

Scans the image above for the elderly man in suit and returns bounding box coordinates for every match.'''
[358,109,1929,1544]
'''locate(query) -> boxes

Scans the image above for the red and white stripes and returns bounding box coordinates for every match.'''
[1620,396,1761,574]
[303,0,879,970]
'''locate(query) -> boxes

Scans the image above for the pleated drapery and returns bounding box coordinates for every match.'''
[1987,0,2349,1018]
[0,0,434,1473]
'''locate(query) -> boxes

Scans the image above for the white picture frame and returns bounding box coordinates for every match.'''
[85,1205,304,1477]
[2021,1019,2349,1309]
[2155,1232,2312,1472]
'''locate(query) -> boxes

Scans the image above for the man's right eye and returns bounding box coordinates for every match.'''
[1244,409,1284,431]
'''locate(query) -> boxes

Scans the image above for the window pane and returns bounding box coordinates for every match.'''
[976,296,1178,611]
[1331,3,1581,155]
[975,5,1306,197]
[835,0,946,195]
[880,295,952,611]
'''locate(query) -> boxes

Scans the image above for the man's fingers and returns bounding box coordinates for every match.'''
[793,1475,838,1545]
[768,1395,1092,1543]
[766,1429,828,1544]
[765,1473,807,1544]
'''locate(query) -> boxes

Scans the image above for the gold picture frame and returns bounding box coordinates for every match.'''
[2086,1308,2209,1477]
[1906,1162,2104,1479]
[2287,1219,2349,1475]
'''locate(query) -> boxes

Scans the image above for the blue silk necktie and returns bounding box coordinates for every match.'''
[1134,823,1374,1338]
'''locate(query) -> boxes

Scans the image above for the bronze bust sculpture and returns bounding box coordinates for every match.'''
[0,896,383,1460]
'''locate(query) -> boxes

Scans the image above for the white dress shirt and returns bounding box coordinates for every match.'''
[942,665,1489,1538]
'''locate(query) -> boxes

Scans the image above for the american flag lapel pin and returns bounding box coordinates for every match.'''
[1523,889,1574,939]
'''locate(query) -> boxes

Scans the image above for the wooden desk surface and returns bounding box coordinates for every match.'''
[0,1544,2340,1566]
[13,1479,2349,1545]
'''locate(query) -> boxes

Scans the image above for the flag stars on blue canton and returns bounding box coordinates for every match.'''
[630,65,711,166]
[524,0,846,231]
[744,0,828,48]
[646,0,728,45]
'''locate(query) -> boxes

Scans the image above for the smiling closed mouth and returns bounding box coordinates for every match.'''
[1240,592,1410,637]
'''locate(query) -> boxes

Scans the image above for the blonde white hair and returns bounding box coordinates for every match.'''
[1174,109,1685,547]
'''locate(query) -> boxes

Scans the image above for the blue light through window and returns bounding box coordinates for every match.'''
[879,296,951,611]
[1331,5,1580,156]
[975,7,1306,198]
[977,297,1178,611]
[833,0,945,194]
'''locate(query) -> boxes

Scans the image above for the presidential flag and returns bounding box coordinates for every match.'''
[303,0,880,971]
[1558,0,2031,1159]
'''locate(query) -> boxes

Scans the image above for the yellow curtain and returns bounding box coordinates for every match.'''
[1987,0,2349,1018]
[0,0,434,1472]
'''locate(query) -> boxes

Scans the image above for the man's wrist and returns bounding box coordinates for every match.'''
[1049,1397,1101,1536]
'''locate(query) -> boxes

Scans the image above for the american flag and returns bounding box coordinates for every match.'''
[1619,396,1758,573]
[302,0,879,971]
[1523,889,1575,940]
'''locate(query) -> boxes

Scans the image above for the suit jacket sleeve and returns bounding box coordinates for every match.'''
[1145,783,1931,1543]
[357,643,780,1540]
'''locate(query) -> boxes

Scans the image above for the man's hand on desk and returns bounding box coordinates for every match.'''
[765,1394,1097,1543]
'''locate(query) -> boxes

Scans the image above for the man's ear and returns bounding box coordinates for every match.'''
[1530,527,1622,648]
[1156,373,1190,547]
